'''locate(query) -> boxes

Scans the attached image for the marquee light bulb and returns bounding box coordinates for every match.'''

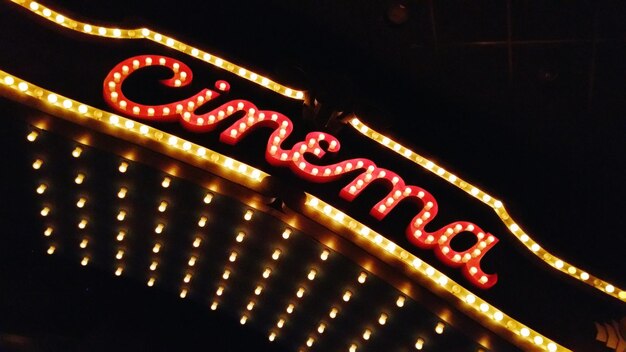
[27,131,39,142]
[47,245,55,255]
[36,184,47,194]
[282,228,291,239]
[320,249,329,261]
[32,159,43,169]
[378,313,388,325]
[317,323,326,334]
[271,249,281,260]
[117,187,127,199]
[72,147,82,158]
[358,272,367,284]
[203,193,213,204]
[396,296,405,307]
[158,201,167,212]
[415,338,424,350]
[118,161,128,173]
[76,197,86,208]
[307,269,317,281]
[435,322,445,334]
[243,209,253,221]
[161,177,171,188]
[236,231,245,242]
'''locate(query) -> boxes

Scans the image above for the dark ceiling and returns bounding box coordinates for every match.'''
[0,0,625,351]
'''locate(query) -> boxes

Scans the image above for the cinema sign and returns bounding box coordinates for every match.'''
[1,1,625,351]
[102,54,500,289]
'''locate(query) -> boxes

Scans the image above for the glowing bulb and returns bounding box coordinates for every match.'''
[435,322,445,334]
[216,286,224,296]
[47,245,55,255]
[188,256,197,266]
[236,231,245,242]
[317,323,326,333]
[282,228,291,239]
[116,250,124,260]
[358,272,367,284]
[154,223,164,234]
[158,201,167,212]
[378,313,388,325]
[222,270,231,280]
[268,332,276,341]
[79,239,88,249]
[161,177,171,188]
[286,303,294,313]
[36,184,47,194]
[152,243,161,253]
[229,251,237,262]
[147,277,155,287]
[244,209,253,221]
[27,131,40,142]
[180,289,188,298]
[74,173,85,184]
[246,301,255,311]
[117,187,127,199]
[40,206,50,216]
[255,285,263,295]
[44,227,53,237]
[210,301,218,310]
[115,267,123,276]
[118,162,128,173]
[272,249,281,260]
[240,315,248,325]
[343,290,352,302]
[198,216,207,227]
[362,329,371,340]
[415,338,424,350]
[149,261,158,271]
[263,268,272,279]
[349,344,357,352]
[396,296,405,307]
[81,257,89,266]
[203,193,213,204]
[296,287,305,298]
[72,147,82,158]
[117,210,126,221]
[192,237,202,248]
[329,307,338,319]
[32,159,43,169]
[320,249,330,261]
[76,197,86,208]
[307,269,317,281]
[78,219,88,229]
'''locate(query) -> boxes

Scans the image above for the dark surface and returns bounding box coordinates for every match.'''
[1,0,625,351]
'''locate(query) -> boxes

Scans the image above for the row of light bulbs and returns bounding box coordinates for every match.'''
[11,0,306,100]
[348,117,624,304]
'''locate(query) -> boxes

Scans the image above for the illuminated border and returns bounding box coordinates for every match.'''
[1,70,567,352]
[348,117,626,303]
[8,0,306,100]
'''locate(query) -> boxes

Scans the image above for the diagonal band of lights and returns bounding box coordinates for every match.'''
[6,70,568,351]
[8,0,306,100]
[348,117,625,304]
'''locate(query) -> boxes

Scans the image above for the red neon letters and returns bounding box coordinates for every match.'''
[103,55,499,289]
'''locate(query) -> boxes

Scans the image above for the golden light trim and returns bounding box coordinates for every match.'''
[10,0,306,100]
[304,194,569,351]
[348,117,625,304]
[0,70,268,184]
[0,43,571,352]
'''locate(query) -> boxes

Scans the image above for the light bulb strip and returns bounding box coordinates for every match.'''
[304,194,567,352]
[348,117,625,303]
[9,0,305,100]
[0,70,268,184]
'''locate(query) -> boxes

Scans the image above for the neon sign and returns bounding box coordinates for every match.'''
[103,55,500,289]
